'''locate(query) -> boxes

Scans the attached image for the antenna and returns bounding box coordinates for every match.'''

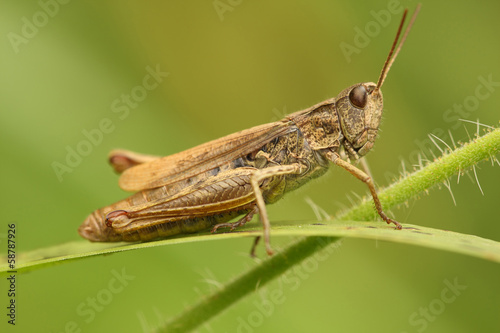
[374,4,421,93]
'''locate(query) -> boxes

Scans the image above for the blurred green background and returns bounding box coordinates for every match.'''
[1,1,500,332]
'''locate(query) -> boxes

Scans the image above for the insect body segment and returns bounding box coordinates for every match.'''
[79,6,420,254]
[79,123,330,249]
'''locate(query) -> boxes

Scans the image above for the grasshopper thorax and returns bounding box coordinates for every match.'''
[335,82,382,160]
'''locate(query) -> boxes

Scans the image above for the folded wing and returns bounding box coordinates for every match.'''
[118,120,293,191]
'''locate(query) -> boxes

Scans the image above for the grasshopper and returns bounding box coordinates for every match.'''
[79,6,420,255]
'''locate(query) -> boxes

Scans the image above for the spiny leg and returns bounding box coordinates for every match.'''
[250,163,305,255]
[326,151,402,229]
[211,205,259,233]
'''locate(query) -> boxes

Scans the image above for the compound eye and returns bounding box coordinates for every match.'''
[349,85,368,109]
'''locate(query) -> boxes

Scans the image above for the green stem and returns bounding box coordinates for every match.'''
[161,236,338,333]
[160,127,500,332]
[340,126,500,221]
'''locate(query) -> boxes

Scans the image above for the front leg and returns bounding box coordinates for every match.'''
[325,150,402,229]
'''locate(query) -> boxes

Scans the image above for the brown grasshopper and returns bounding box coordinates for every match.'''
[79,6,420,255]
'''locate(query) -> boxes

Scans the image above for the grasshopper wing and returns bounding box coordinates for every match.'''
[108,149,162,173]
[118,120,294,191]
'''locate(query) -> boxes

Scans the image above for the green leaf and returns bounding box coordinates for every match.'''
[2,220,499,275]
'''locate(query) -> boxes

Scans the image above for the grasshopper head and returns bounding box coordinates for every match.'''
[335,82,383,159]
[333,5,420,160]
